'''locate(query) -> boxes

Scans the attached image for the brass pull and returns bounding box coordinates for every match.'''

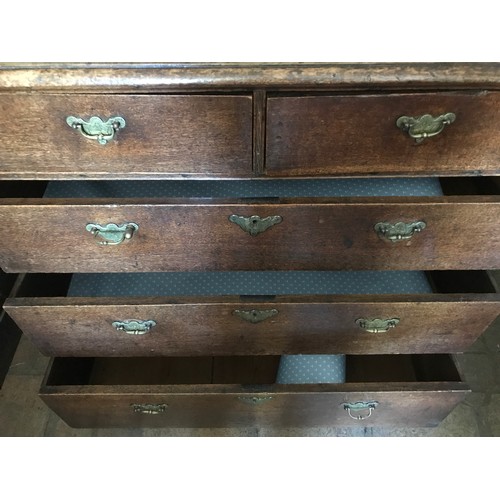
[233,309,279,324]
[66,115,126,145]
[131,403,167,415]
[229,214,282,236]
[355,317,400,333]
[396,113,456,143]
[112,320,157,335]
[374,221,426,242]
[343,401,379,420]
[86,222,138,245]
[238,396,273,405]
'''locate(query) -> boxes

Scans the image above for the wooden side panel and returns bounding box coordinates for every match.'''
[5,296,500,356]
[39,383,468,428]
[0,94,253,179]
[1,198,500,272]
[266,92,500,176]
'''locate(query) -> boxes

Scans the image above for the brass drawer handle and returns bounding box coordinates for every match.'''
[396,113,456,143]
[66,115,126,145]
[238,396,273,405]
[229,214,282,236]
[112,319,157,335]
[343,401,379,420]
[355,317,400,333]
[233,309,279,324]
[131,403,167,415]
[374,221,426,242]
[86,222,138,245]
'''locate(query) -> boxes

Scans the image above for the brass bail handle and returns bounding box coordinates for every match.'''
[131,403,167,415]
[343,401,379,420]
[374,221,426,242]
[86,223,138,246]
[396,112,456,143]
[66,115,126,145]
[355,317,400,333]
[112,320,157,335]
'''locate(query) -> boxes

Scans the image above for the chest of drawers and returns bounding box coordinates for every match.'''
[1,63,499,429]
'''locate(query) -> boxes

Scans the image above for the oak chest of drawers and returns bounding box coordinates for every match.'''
[1,63,500,429]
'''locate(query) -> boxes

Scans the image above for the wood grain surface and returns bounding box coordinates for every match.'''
[39,355,467,428]
[266,92,500,176]
[0,94,252,179]
[0,196,499,272]
[1,63,499,92]
[5,294,500,356]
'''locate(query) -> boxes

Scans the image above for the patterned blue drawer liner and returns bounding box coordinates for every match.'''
[44,177,443,198]
[68,270,432,385]
[59,178,440,384]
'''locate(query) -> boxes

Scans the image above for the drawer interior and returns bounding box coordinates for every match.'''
[45,354,462,387]
[13,268,497,299]
[1,175,498,200]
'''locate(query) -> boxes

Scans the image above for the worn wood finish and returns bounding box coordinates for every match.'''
[5,294,500,357]
[266,92,500,177]
[0,94,252,180]
[39,355,467,428]
[1,63,499,92]
[1,196,499,272]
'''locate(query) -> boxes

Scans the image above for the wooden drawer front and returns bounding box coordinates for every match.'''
[40,355,467,428]
[0,94,252,179]
[5,295,500,356]
[266,92,500,176]
[1,197,500,272]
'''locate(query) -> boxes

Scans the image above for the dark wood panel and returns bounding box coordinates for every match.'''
[1,197,500,272]
[0,94,252,180]
[266,92,500,176]
[39,354,468,428]
[5,295,500,356]
[41,383,467,428]
[39,383,467,428]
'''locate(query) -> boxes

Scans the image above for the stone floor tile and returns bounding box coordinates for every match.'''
[475,394,500,436]
[142,427,260,437]
[43,411,93,437]
[429,394,485,437]
[0,375,50,436]
[7,335,50,377]
[453,352,498,392]
[481,316,500,354]
[91,428,145,437]
[257,426,367,437]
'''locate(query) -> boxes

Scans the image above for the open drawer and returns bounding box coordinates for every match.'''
[40,354,469,428]
[0,177,499,273]
[4,270,500,356]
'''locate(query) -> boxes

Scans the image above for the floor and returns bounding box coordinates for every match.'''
[1,273,500,437]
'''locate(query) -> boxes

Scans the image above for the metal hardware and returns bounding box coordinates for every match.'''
[355,317,400,333]
[66,115,126,144]
[343,401,379,420]
[86,222,138,245]
[112,319,157,335]
[229,214,282,236]
[238,396,273,405]
[233,309,279,324]
[396,113,455,143]
[131,403,167,415]
[374,221,426,242]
